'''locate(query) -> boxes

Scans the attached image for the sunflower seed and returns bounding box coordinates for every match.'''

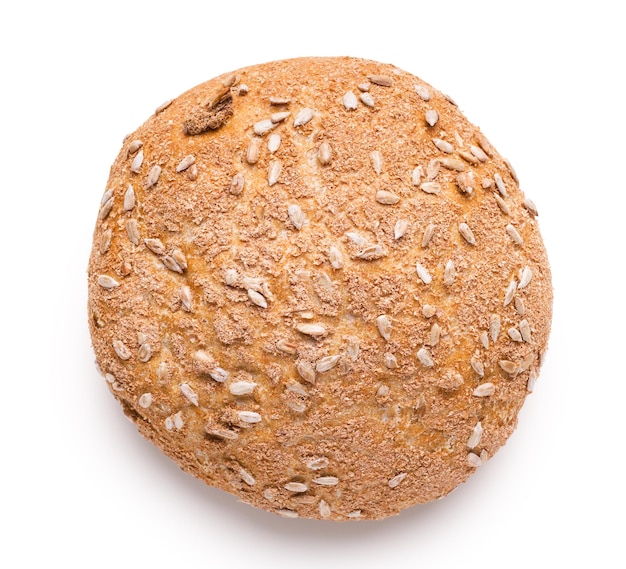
[384,353,398,369]
[444,260,456,285]
[467,452,483,468]
[268,160,282,186]
[206,427,238,440]
[98,197,114,220]
[313,476,339,486]
[128,140,143,154]
[421,224,436,247]
[131,150,144,173]
[459,222,476,245]
[319,500,331,519]
[144,238,166,256]
[439,157,465,171]
[269,96,290,105]
[228,381,257,396]
[425,109,439,126]
[316,355,340,372]
[467,422,483,449]
[138,393,152,408]
[240,468,255,486]
[226,172,244,196]
[504,158,519,183]
[433,138,453,153]
[518,266,532,289]
[297,361,316,384]
[368,74,393,86]
[490,314,501,342]
[519,319,532,342]
[176,155,196,172]
[318,141,332,165]
[328,245,344,269]
[514,296,525,315]
[179,383,198,406]
[422,304,436,318]
[162,253,184,273]
[209,367,229,383]
[420,182,441,195]
[99,229,112,255]
[294,108,314,126]
[416,262,432,284]
[504,280,517,306]
[456,172,475,195]
[370,151,383,174]
[456,149,477,165]
[394,219,408,240]
[296,323,327,337]
[346,337,360,361]
[123,184,135,211]
[271,111,290,123]
[508,327,523,342]
[411,165,423,186]
[471,359,485,377]
[377,315,392,341]
[388,472,407,488]
[426,159,440,180]
[356,244,385,259]
[145,165,161,189]
[428,323,441,346]
[473,382,495,397]
[376,190,400,204]
[285,482,308,493]
[267,133,281,153]
[494,173,507,198]
[346,232,367,247]
[113,340,131,360]
[254,119,277,136]
[343,91,358,110]
[238,411,262,424]
[523,198,538,217]
[248,289,268,308]
[414,84,431,100]
[506,224,523,245]
[479,331,490,349]
[246,138,261,164]
[98,275,119,289]
[155,99,172,114]
[276,339,297,355]
[123,219,139,246]
[527,369,538,392]
[499,360,518,374]
[494,194,510,215]
[100,190,113,206]
[417,347,434,367]
[470,144,488,162]
[359,92,375,107]
[306,457,330,471]
[288,204,306,230]
[277,509,298,518]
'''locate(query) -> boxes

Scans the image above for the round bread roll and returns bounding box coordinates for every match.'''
[88,56,552,521]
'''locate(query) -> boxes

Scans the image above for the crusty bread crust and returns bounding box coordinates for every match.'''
[88,57,552,520]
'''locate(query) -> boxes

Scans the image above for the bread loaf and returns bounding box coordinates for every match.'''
[88,56,552,520]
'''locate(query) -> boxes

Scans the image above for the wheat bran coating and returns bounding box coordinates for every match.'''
[88,57,552,521]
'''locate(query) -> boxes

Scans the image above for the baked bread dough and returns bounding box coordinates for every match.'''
[88,57,552,521]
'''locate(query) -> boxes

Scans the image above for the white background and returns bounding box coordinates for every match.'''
[2,1,623,567]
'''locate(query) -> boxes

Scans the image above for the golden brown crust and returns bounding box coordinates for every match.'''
[88,56,552,521]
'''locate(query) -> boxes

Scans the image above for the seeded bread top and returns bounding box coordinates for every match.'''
[88,56,552,521]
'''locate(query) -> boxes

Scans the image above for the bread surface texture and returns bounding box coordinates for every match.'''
[88,56,552,521]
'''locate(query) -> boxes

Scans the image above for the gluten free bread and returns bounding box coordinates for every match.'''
[88,57,552,521]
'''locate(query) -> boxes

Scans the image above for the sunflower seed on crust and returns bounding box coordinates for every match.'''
[416,263,432,284]
[318,142,332,165]
[376,190,400,204]
[176,155,196,172]
[359,92,375,107]
[425,109,439,126]
[343,91,358,110]
[473,383,495,397]
[368,74,393,86]
[294,108,314,126]
[433,138,454,153]
[377,315,392,341]
[459,223,476,245]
